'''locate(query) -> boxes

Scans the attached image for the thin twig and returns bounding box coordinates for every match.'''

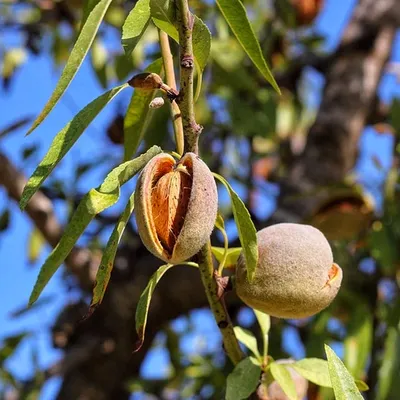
[175,0,243,365]
[158,29,184,156]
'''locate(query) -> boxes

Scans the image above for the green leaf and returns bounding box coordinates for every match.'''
[225,357,261,400]
[28,146,162,306]
[355,380,369,392]
[344,303,372,379]
[150,0,175,28]
[269,362,298,400]
[27,228,46,264]
[213,173,258,282]
[134,263,175,352]
[215,0,280,93]
[325,344,363,400]
[211,247,242,268]
[20,84,128,210]
[81,0,102,28]
[292,358,332,388]
[89,191,135,313]
[124,59,163,161]
[254,310,270,362]
[122,0,151,56]
[10,296,54,319]
[234,326,260,359]
[192,16,211,72]
[377,327,400,400]
[0,333,30,365]
[27,0,113,135]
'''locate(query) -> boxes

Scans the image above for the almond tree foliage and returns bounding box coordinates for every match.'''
[0,0,400,399]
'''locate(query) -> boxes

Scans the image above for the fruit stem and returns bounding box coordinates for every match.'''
[175,0,243,365]
[176,0,202,154]
[158,29,184,156]
[197,242,244,365]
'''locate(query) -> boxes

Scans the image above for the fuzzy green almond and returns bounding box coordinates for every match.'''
[236,223,343,319]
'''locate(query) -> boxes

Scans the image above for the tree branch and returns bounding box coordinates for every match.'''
[176,0,202,154]
[175,0,243,366]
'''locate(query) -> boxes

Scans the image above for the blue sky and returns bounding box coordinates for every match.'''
[0,1,399,398]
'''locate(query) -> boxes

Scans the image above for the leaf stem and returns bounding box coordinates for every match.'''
[175,0,243,365]
[158,29,184,156]
[176,0,202,154]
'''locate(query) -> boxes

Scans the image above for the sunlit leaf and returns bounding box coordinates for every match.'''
[211,247,242,268]
[28,146,162,306]
[27,228,46,264]
[134,263,175,352]
[325,344,363,399]
[215,0,280,93]
[213,173,258,282]
[269,362,298,400]
[226,357,261,400]
[344,303,372,379]
[292,358,332,388]
[234,326,260,359]
[377,327,400,400]
[21,84,128,209]
[254,310,270,362]
[122,0,151,55]
[89,191,135,313]
[355,380,369,392]
[27,0,113,135]
[0,333,30,365]
[124,59,163,160]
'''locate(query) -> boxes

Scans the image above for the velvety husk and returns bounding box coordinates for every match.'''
[135,152,218,264]
[236,223,342,319]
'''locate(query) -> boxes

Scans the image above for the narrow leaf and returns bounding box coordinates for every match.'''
[234,326,260,359]
[325,344,363,400]
[21,84,128,209]
[89,191,135,313]
[377,327,400,400]
[0,333,30,365]
[27,0,113,134]
[124,59,163,160]
[216,0,280,93]
[134,263,175,352]
[122,0,151,55]
[344,303,372,379]
[10,296,54,319]
[29,146,162,306]
[150,0,175,26]
[226,357,261,400]
[254,310,270,362]
[27,228,46,264]
[81,0,101,28]
[292,358,332,388]
[355,380,369,392]
[269,362,298,400]
[213,173,258,282]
